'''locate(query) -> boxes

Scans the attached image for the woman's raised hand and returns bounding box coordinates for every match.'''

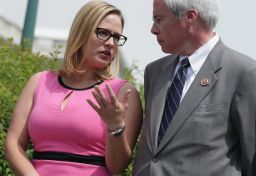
[87,83,131,130]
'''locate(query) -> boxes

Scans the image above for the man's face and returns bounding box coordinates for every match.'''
[151,0,187,54]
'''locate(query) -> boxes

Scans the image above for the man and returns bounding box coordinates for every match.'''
[133,0,256,175]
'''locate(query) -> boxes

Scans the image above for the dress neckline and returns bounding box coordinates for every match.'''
[58,75,103,91]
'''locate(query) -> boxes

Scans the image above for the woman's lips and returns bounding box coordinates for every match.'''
[100,50,111,56]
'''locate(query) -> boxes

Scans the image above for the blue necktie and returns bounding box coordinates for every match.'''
[158,58,190,145]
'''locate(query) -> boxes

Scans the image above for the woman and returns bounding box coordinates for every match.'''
[5,1,143,175]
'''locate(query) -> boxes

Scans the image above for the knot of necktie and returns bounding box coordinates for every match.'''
[180,57,190,68]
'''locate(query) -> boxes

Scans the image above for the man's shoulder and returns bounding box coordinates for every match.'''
[214,40,256,67]
[146,55,176,70]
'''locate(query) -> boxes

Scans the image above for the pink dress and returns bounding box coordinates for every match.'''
[28,71,127,176]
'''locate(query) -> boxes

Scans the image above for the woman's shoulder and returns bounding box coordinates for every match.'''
[29,70,58,91]
[105,77,138,95]
[107,77,127,83]
[105,77,129,88]
[39,70,58,78]
[32,70,58,83]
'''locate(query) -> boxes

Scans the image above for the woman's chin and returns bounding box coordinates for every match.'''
[96,62,110,69]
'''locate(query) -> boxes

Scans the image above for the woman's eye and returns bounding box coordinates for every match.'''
[99,31,109,37]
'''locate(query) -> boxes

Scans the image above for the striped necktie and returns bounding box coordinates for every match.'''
[158,58,190,145]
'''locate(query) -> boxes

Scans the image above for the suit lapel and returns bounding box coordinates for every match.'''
[156,43,223,153]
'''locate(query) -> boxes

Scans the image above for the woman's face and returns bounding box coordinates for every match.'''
[83,13,123,70]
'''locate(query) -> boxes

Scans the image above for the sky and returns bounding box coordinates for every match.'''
[1,0,256,81]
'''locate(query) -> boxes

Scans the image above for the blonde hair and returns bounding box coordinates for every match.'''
[61,0,124,79]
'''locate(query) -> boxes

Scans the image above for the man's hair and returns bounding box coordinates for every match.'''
[164,0,220,29]
[62,0,124,79]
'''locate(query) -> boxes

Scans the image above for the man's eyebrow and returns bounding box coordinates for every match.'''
[153,14,163,19]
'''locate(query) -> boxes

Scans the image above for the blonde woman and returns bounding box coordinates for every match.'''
[5,1,143,175]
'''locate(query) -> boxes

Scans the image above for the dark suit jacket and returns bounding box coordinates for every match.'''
[133,41,256,176]
[252,154,256,176]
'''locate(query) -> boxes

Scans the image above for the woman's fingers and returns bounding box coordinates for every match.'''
[94,85,107,101]
[87,99,100,112]
[123,89,131,108]
[88,83,129,111]
[106,84,117,104]
[91,90,105,107]
[87,83,130,127]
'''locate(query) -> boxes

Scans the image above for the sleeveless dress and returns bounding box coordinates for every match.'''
[28,71,127,176]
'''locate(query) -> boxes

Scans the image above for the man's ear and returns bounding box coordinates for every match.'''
[183,9,198,23]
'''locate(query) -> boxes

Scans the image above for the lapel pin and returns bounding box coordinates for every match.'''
[200,79,209,86]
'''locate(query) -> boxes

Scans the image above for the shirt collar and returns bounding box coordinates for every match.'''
[180,33,219,74]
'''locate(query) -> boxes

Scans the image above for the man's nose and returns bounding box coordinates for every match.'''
[151,23,159,35]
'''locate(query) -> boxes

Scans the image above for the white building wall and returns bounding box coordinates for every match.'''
[0,15,21,44]
[0,14,67,59]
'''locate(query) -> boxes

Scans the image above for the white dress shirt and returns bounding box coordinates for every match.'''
[174,33,220,101]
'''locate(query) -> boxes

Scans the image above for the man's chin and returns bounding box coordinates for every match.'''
[160,46,176,54]
[161,47,171,54]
